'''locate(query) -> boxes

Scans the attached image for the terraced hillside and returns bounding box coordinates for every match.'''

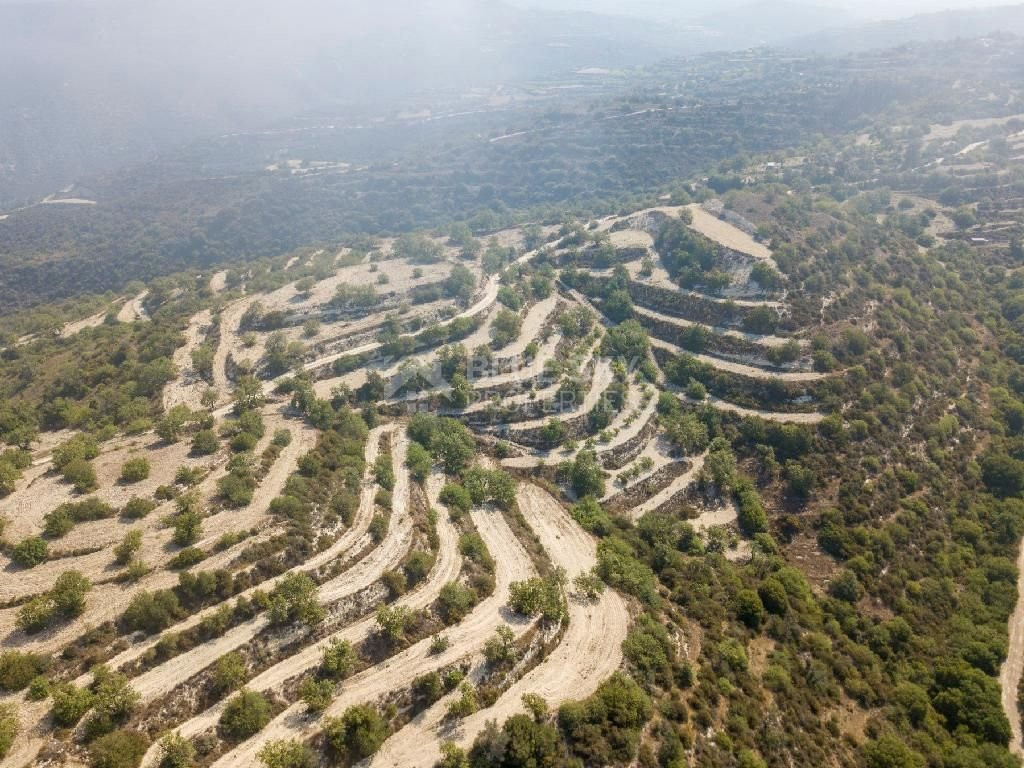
[0,194,860,767]
[3,62,1024,768]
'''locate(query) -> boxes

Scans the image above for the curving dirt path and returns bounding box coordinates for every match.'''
[0,410,317,652]
[0,698,49,768]
[607,229,654,249]
[1000,535,1024,756]
[146,460,467,767]
[212,301,249,402]
[59,308,110,339]
[625,259,679,292]
[501,377,654,470]
[502,295,559,357]
[602,435,675,501]
[116,291,150,324]
[650,338,824,382]
[128,430,408,705]
[689,498,740,532]
[372,483,628,767]
[215,241,548,412]
[496,359,613,433]
[73,426,391,689]
[210,271,228,294]
[164,309,213,411]
[685,204,775,267]
[629,452,707,522]
[633,304,797,348]
[682,393,825,425]
[209,498,536,767]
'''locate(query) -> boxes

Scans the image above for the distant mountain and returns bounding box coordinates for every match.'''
[689,1,861,47]
[786,3,1024,52]
[0,0,691,205]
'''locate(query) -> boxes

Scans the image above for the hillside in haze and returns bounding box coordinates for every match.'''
[788,2,1024,52]
[0,0,685,204]
[5,0,1024,205]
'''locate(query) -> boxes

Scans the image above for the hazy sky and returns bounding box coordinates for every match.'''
[510,0,1020,22]
[0,0,1014,19]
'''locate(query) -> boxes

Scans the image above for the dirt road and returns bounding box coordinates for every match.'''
[372,484,628,767]
[686,204,776,267]
[629,452,707,522]
[116,291,149,323]
[129,431,407,704]
[164,309,213,411]
[633,304,797,348]
[650,338,823,382]
[80,426,390,687]
[207,488,538,767]
[147,461,465,767]
[681,393,825,425]
[1001,535,1024,756]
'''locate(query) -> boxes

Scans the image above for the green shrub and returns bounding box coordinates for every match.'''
[373,454,395,490]
[0,651,49,691]
[119,458,151,484]
[0,461,20,497]
[737,489,768,534]
[321,639,355,680]
[122,590,183,634]
[51,569,91,616]
[0,704,17,758]
[174,466,204,486]
[368,514,388,543]
[157,732,195,768]
[299,676,334,713]
[52,434,100,470]
[258,739,316,768]
[268,573,324,626]
[230,432,257,453]
[219,689,271,741]
[168,547,206,570]
[91,666,140,719]
[11,537,48,567]
[122,497,157,519]
[114,530,143,565]
[404,550,434,586]
[438,582,475,623]
[446,682,478,718]
[483,625,517,665]
[16,596,55,633]
[458,533,494,572]
[567,451,605,498]
[62,458,98,493]
[44,497,116,537]
[191,429,220,456]
[212,652,247,696]
[51,683,94,726]
[508,576,566,621]
[735,589,765,628]
[439,483,472,516]
[172,511,203,546]
[27,675,50,701]
[405,442,432,482]
[323,705,388,762]
[88,729,148,768]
